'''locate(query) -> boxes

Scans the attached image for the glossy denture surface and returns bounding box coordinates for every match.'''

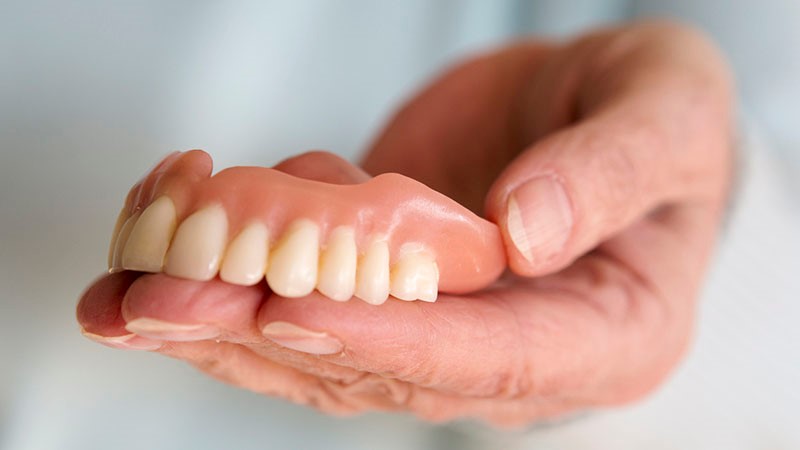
[109,151,506,302]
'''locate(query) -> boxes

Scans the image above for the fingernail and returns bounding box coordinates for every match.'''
[261,321,343,355]
[124,317,219,341]
[506,176,573,263]
[80,328,163,351]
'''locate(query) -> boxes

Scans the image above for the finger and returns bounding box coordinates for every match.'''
[131,275,377,380]
[361,43,551,213]
[158,311,583,427]
[120,274,266,342]
[156,340,374,416]
[485,23,733,276]
[76,272,163,350]
[258,220,696,408]
[272,150,371,184]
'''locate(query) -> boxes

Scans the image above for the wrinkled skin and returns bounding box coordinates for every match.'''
[77,21,734,427]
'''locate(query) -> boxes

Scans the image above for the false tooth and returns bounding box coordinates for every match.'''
[121,196,178,272]
[220,222,269,286]
[390,251,439,302]
[355,238,390,305]
[164,204,228,281]
[266,219,319,297]
[416,274,439,302]
[317,226,357,301]
[110,210,141,272]
[108,207,129,269]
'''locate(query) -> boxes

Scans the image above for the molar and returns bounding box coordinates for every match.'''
[390,250,439,302]
[266,219,319,297]
[317,226,357,301]
[121,196,178,273]
[355,238,390,305]
[164,204,228,281]
[110,210,141,272]
[220,222,269,286]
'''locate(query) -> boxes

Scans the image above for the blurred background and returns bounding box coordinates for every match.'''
[1,1,798,449]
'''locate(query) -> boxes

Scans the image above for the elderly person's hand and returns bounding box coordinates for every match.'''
[77,21,734,427]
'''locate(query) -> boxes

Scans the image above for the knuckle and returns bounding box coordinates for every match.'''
[575,125,652,219]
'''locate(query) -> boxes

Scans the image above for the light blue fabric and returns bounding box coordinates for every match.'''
[1,1,798,449]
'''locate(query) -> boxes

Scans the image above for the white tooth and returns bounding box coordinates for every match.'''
[355,238,390,305]
[110,210,141,272]
[390,251,439,302]
[121,196,178,273]
[220,222,269,286]
[317,226,357,301]
[108,207,128,269]
[417,277,439,302]
[164,204,228,281]
[266,219,319,297]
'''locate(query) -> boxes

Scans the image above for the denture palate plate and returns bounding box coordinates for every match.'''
[121,196,178,273]
[355,238,391,305]
[390,250,439,302]
[266,219,320,298]
[164,204,228,281]
[219,222,270,286]
[317,226,358,301]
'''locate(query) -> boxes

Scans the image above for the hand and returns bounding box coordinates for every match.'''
[77,21,734,427]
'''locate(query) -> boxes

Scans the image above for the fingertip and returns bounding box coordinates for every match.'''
[80,327,163,351]
[257,293,428,357]
[501,176,575,276]
[172,149,214,180]
[273,150,371,184]
[76,271,163,350]
[76,271,140,332]
[121,274,265,342]
[487,169,576,277]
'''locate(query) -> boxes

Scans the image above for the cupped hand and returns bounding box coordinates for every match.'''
[77,21,734,427]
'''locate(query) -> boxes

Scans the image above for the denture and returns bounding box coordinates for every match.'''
[107,150,506,304]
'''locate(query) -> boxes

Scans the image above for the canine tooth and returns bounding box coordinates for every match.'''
[220,222,269,286]
[317,226,357,301]
[108,208,128,269]
[266,219,319,297]
[121,197,177,272]
[164,204,228,281]
[110,210,141,272]
[355,238,390,305]
[390,252,439,302]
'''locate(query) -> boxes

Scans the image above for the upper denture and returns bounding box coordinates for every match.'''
[110,151,506,303]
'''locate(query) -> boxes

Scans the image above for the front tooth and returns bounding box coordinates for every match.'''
[355,238,390,305]
[164,204,228,281]
[121,196,178,273]
[266,219,319,297]
[317,226,357,301]
[220,222,269,286]
[108,207,129,269]
[110,210,141,272]
[390,251,439,302]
